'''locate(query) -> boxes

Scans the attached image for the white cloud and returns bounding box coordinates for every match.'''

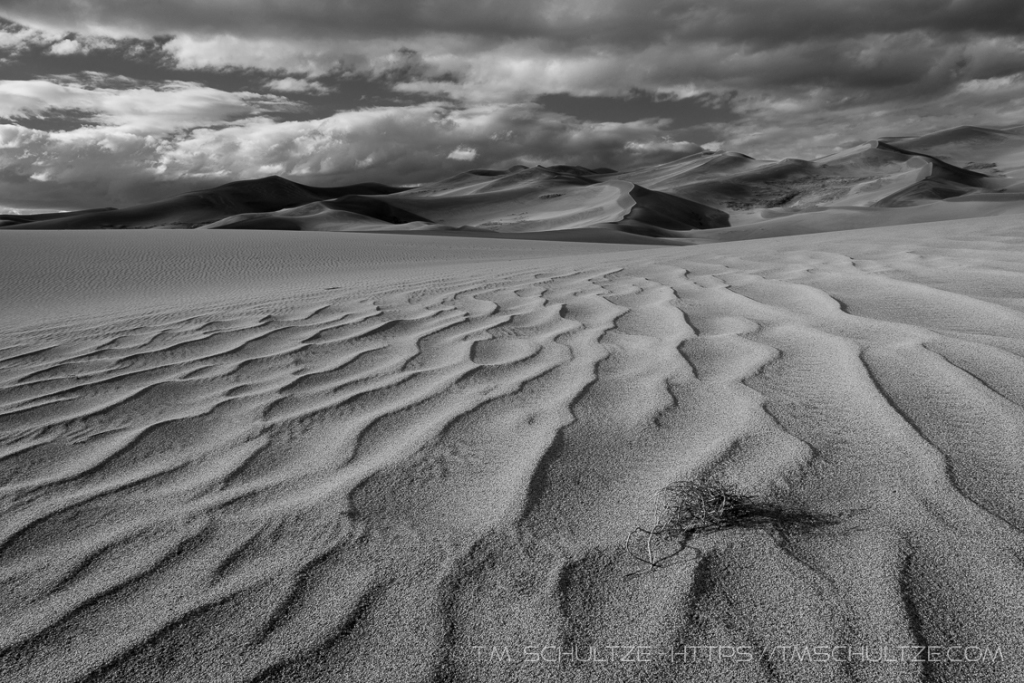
[0,23,58,50]
[265,77,328,94]
[955,74,1023,94]
[0,78,296,133]
[45,35,117,55]
[0,21,125,58]
[46,38,83,54]
[162,34,366,77]
[386,42,719,104]
[0,103,713,210]
[624,139,701,155]
[447,145,477,161]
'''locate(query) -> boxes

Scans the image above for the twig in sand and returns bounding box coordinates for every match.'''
[624,479,846,577]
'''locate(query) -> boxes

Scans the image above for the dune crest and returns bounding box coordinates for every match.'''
[6,124,1024,246]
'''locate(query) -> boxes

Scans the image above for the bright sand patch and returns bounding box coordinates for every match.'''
[2,218,1024,681]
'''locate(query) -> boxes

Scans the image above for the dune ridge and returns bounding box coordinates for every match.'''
[6,124,1024,247]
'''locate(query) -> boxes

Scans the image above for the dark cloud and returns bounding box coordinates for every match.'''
[7,4,1022,100]
[5,1,1024,45]
[676,0,1024,46]
[2,2,1024,210]
[0,1,682,43]
[536,91,737,139]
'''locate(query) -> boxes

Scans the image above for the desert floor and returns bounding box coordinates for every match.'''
[2,218,1024,682]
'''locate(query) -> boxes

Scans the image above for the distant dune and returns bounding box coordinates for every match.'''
[0,178,405,231]
[6,124,1024,246]
[2,125,1024,682]
[616,137,1003,220]
[882,125,1024,181]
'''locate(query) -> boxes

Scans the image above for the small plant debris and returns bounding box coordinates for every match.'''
[625,479,845,577]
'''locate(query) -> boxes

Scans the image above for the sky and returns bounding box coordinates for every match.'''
[2,0,1024,212]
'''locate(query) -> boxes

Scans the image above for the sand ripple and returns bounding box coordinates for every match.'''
[2,225,1024,681]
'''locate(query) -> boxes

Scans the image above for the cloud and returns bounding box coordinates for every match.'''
[5,1,1024,49]
[162,34,361,77]
[0,3,1017,81]
[46,38,84,55]
[6,5,1024,113]
[5,3,1017,132]
[7,1,1024,48]
[624,139,701,156]
[150,105,705,185]
[0,1,678,43]
[1,18,128,60]
[0,78,297,133]
[265,77,328,94]
[46,35,117,55]
[0,20,58,51]
[447,145,477,161]
[704,74,1024,160]
[3,1,1024,205]
[0,103,705,210]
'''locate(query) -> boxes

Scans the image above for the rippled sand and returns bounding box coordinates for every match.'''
[2,218,1024,682]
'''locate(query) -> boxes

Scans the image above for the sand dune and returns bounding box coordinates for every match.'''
[3,167,728,238]
[6,124,1024,246]
[371,170,728,233]
[1,178,404,230]
[615,139,998,221]
[2,211,1024,681]
[202,197,434,233]
[883,125,1024,181]
[671,192,1024,244]
[0,207,117,228]
[368,172,635,232]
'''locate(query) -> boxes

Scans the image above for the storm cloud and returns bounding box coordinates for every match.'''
[2,1,1023,210]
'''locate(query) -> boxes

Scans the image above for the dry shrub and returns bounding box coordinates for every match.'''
[625,479,844,576]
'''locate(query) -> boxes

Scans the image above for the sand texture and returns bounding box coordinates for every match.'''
[2,211,1024,681]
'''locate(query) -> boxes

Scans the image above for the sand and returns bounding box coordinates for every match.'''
[3,211,1024,682]
[3,123,1024,681]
